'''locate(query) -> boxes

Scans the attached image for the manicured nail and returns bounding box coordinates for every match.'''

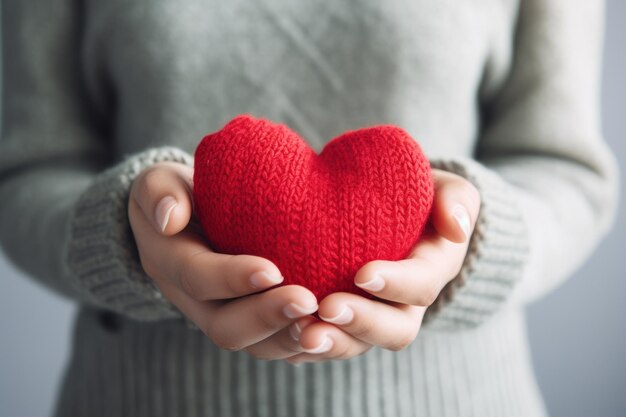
[355,274,385,292]
[155,196,178,232]
[452,204,471,239]
[289,322,302,341]
[249,271,283,289]
[283,303,318,319]
[304,336,333,354]
[320,305,354,325]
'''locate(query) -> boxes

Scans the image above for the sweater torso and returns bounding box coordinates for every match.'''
[53,2,546,416]
[3,0,561,416]
[82,0,516,158]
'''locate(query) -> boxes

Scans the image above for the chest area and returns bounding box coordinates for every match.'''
[84,0,515,153]
[88,0,508,87]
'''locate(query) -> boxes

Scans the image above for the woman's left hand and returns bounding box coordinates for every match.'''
[286,169,481,365]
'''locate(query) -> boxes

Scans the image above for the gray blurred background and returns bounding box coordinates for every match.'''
[1,2,625,417]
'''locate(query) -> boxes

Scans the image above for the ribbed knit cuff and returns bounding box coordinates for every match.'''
[423,157,529,331]
[66,147,194,321]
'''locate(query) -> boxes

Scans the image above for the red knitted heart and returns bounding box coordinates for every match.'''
[193,115,434,301]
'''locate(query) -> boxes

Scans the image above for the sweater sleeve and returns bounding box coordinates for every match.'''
[423,0,619,330]
[0,1,189,321]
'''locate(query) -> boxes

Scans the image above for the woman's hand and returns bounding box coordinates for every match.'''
[128,162,319,359]
[286,169,481,365]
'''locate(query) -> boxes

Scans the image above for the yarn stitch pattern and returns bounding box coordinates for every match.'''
[194,115,434,301]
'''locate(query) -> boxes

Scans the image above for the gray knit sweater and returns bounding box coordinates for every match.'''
[0,1,619,416]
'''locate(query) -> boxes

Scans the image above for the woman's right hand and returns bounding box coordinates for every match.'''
[128,162,320,359]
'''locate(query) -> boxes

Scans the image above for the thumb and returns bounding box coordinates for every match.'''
[430,169,481,244]
[131,162,194,236]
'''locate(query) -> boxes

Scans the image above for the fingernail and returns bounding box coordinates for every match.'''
[355,274,385,292]
[288,360,303,367]
[249,271,284,289]
[284,303,318,319]
[289,322,302,341]
[319,305,354,325]
[304,336,333,354]
[155,196,178,232]
[452,204,471,240]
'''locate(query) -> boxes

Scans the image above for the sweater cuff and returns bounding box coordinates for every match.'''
[423,157,529,331]
[66,147,194,321]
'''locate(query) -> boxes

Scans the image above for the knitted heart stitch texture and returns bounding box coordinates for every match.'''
[193,115,434,301]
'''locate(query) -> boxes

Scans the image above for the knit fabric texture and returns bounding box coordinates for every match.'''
[0,1,620,416]
[194,115,434,300]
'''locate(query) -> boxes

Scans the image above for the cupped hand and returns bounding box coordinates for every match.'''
[128,162,318,359]
[286,169,481,365]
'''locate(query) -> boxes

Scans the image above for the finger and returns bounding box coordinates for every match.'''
[286,321,372,365]
[159,283,318,352]
[244,316,317,360]
[353,235,465,306]
[155,278,219,331]
[174,246,285,301]
[317,293,425,351]
[206,285,318,351]
[430,169,481,243]
[130,162,194,235]
[129,198,283,300]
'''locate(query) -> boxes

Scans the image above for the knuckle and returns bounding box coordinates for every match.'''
[135,166,162,190]
[177,259,202,300]
[387,333,416,352]
[221,256,247,296]
[332,341,354,359]
[209,329,244,352]
[224,344,244,352]
[223,275,241,298]
[136,165,184,206]
[414,279,440,307]
[410,266,447,307]
[357,260,385,283]
[177,252,208,300]
[385,283,407,303]
[450,258,465,279]
[349,318,376,341]
[281,341,303,355]
[255,311,281,334]
[137,167,163,195]
[247,341,296,360]
[198,321,215,341]
[179,272,202,301]
[139,256,159,280]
